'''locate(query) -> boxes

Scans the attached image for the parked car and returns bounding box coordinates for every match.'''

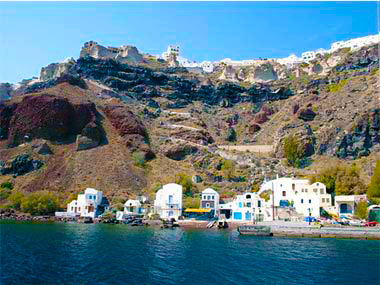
[364,221,377,227]
[348,220,363,226]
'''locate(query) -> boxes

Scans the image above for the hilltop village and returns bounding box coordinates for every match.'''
[0,34,379,236]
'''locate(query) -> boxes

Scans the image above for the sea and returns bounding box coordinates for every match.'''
[1,221,379,285]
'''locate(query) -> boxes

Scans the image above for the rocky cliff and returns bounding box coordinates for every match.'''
[0,42,378,201]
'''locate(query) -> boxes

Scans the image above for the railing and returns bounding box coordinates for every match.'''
[166,200,180,205]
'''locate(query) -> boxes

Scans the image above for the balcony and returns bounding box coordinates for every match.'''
[165,200,180,205]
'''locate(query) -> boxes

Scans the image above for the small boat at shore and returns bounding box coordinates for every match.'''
[238,225,272,236]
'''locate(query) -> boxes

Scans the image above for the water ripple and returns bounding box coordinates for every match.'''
[1,222,379,285]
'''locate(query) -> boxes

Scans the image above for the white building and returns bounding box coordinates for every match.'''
[301,51,317,62]
[259,177,332,218]
[218,193,270,222]
[64,188,106,218]
[334,194,367,217]
[331,34,379,52]
[124,199,144,215]
[200,188,220,211]
[275,53,300,67]
[154,183,183,220]
[162,45,180,61]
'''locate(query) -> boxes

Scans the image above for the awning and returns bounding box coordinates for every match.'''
[184,208,212,213]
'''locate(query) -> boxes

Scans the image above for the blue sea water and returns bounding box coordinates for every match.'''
[1,221,379,285]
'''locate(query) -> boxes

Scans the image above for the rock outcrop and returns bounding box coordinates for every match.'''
[80,41,145,64]
[1,94,103,149]
[0,154,43,176]
[102,104,154,159]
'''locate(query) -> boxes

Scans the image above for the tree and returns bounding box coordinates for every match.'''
[20,191,60,215]
[222,160,235,179]
[368,160,380,198]
[283,135,304,168]
[226,128,237,142]
[183,196,200,209]
[176,173,193,197]
[311,162,365,195]
[355,200,368,220]
[0,181,13,200]
[8,191,24,210]
[132,151,146,168]
[335,163,365,195]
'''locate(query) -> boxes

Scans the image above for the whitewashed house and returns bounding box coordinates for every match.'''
[154,183,183,220]
[63,188,106,218]
[200,188,220,210]
[218,193,269,222]
[334,195,367,217]
[124,199,144,215]
[162,45,180,61]
[259,177,332,219]
[301,51,317,62]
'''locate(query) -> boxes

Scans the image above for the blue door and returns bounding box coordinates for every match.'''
[234,212,242,220]
[245,211,251,221]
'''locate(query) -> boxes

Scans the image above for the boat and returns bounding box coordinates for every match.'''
[237,225,272,236]
[83,217,94,224]
[217,220,228,229]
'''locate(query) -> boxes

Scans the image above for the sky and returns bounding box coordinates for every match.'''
[0,1,377,83]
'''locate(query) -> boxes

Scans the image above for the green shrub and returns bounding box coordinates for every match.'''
[326,79,347,93]
[8,191,24,210]
[222,160,235,179]
[283,135,304,168]
[1,181,13,190]
[176,173,194,197]
[311,162,365,195]
[259,191,271,202]
[183,196,200,209]
[132,151,146,168]
[20,191,60,215]
[368,160,380,198]
[355,200,368,220]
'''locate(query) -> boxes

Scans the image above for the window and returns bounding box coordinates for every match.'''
[301,189,304,192]
[292,184,295,190]
[326,198,330,203]
[320,189,324,194]
[247,202,251,208]
[78,207,81,211]
[309,199,312,204]
[203,195,206,200]
[305,189,308,193]
[322,198,325,203]
[207,195,210,200]
[246,194,251,199]
[316,183,319,186]
[313,188,317,193]
[71,207,73,211]
[282,191,286,197]
[212,195,214,200]
[301,199,304,204]
[258,201,261,208]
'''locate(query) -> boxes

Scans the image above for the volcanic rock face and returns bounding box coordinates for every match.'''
[102,104,154,159]
[161,142,198,160]
[336,109,380,159]
[0,154,43,176]
[2,94,102,149]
